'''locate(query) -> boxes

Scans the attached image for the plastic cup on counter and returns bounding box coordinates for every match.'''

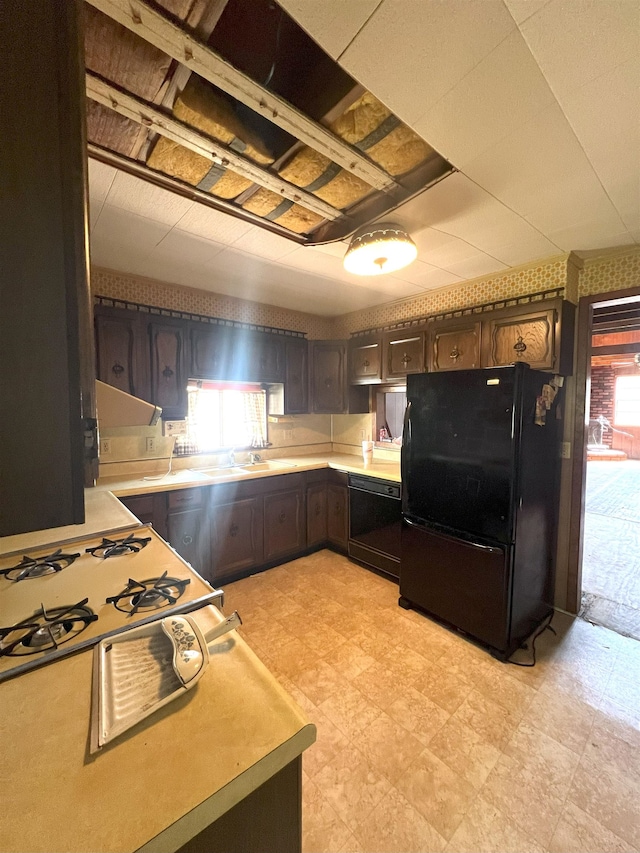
[362,440,374,463]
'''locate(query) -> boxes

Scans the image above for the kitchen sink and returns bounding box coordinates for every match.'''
[196,466,251,478]
[243,461,296,472]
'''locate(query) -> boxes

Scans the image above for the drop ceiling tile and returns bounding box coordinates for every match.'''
[105,171,194,226]
[518,0,639,101]
[88,158,117,204]
[175,204,253,244]
[89,199,103,234]
[445,254,508,278]
[277,0,382,59]
[340,0,516,125]
[412,230,486,266]
[560,58,640,232]
[389,259,462,287]
[462,102,627,233]
[403,172,560,262]
[152,229,226,266]
[91,204,171,253]
[503,0,551,25]
[230,226,300,261]
[413,29,556,166]
[307,240,351,259]
[546,220,634,254]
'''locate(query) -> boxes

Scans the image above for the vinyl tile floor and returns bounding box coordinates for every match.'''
[224,551,640,853]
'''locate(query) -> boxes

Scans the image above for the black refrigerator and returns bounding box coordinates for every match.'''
[399,363,562,659]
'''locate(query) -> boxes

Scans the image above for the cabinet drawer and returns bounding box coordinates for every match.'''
[168,488,203,510]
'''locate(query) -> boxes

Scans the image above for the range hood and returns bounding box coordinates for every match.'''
[95,381,162,428]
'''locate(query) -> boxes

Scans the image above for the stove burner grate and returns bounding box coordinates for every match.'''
[0,599,97,656]
[107,571,190,616]
[86,534,152,559]
[0,549,81,582]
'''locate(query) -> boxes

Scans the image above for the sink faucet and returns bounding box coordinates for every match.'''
[249,452,262,464]
[227,447,235,466]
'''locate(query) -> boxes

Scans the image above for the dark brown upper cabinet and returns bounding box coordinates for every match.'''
[382,328,427,381]
[349,335,382,384]
[149,321,188,419]
[95,306,151,402]
[482,299,575,375]
[429,318,482,372]
[310,340,348,414]
[249,331,285,383]
[190,323,234,380]
[2,0,92,536]
[270,337,309,415]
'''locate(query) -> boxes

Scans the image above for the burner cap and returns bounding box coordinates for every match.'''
[86,535,152,559]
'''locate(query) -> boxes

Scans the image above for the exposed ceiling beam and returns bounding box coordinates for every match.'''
[85,0,400,193]
[88,142,306,243]
[86,72,343,222]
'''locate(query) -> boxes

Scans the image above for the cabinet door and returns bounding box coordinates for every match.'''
[483,307,556,370]
[2,0,90,536]
[150,322,188,419]
[95,311,151,401]
[349,337,382,384]
[264,488,305,562]
[311,341,347,414]
[284,338,308,414]
[429,320,481,371]
[306,483,328,547]
[211,497,264,582]
[168,507,209,578]
[253,332,285,383]
[327,484,348,551]
[382,329,426,380]
[190,324,233,379]
[118,493,168,540]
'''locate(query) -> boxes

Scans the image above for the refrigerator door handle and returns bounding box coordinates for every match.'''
[403,517,504,555]
[401,401,412,514]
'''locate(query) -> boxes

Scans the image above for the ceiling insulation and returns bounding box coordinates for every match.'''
[83,0,454,243]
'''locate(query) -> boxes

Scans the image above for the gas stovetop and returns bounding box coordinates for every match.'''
[0,525,222,682]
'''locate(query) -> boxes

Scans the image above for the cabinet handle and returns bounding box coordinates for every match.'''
[324,378,332,387]
[175,494,192,503]
[362,359,370,368]
[315,504,322,516]
[111,362,125,377]
[513,335,527,354]
[162,365,174,378]
[229,523,239,537]
[278,512,286,523]
[401,352,412,366]
[449,347,461,361]
[182,534,193,546]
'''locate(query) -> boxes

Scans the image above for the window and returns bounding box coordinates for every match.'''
[175,381,268,455]
[614,375,640,426]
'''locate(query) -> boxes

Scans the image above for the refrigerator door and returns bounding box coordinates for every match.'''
[403,366,523,544]
[400,518,510,653]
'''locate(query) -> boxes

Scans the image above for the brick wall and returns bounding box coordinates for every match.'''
[589,365,615,446]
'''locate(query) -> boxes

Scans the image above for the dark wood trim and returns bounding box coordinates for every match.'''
[566,284,640,612]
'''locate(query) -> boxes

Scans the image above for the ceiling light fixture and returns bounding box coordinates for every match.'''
[343,223,417,276]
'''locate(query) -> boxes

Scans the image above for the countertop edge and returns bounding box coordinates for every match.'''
[136,724,317,853]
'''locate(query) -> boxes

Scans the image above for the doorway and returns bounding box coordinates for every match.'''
[571,293,640,639]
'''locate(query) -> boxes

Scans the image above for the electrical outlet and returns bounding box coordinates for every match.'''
[283,429,294,441]
[100,439,111,456]
[146,437,156,454]
[561,442,571,459]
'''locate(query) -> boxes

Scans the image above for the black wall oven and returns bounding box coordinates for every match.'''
[348,474,402,580]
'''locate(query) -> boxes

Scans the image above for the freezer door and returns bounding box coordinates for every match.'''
[400,518,510,653]
[404,367,521,543]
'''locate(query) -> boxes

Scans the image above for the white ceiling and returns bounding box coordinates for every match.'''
[88,0,640,317]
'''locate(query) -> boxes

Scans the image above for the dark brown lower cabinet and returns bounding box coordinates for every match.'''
[175,757,302,853]
[118,492,168,540]
[306,482,328,547]
[264,488,305,562]
[211,496,264,582]
[327,482,348,551]
[167,506,210,578]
